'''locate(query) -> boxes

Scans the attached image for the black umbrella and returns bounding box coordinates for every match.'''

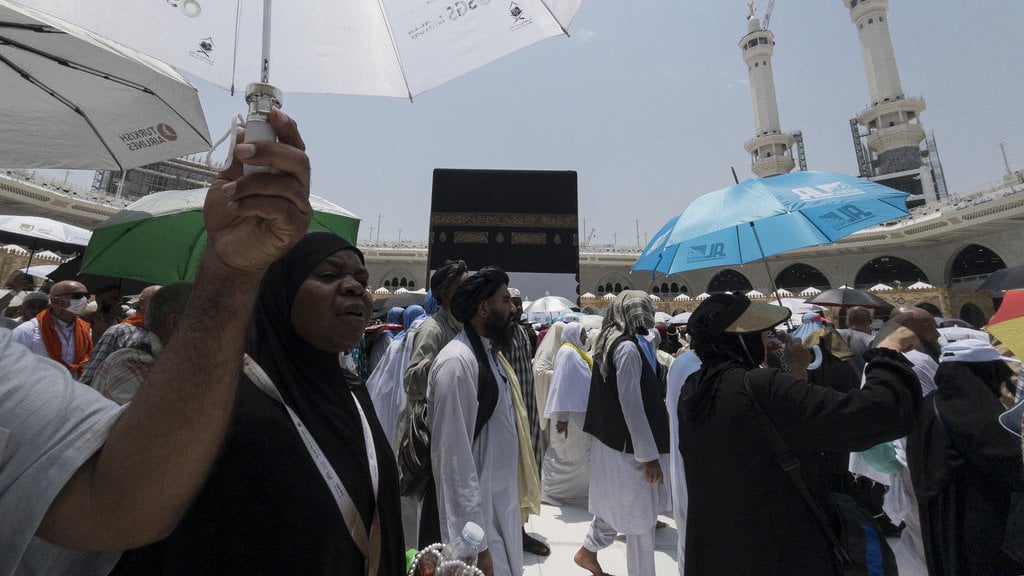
[48,255,152,296]
[805,287,892,311]
[978,264,1024,292]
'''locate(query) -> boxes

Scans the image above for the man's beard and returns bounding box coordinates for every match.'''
[483,310,514,351]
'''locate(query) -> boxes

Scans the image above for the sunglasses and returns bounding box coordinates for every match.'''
[54,292,89,300]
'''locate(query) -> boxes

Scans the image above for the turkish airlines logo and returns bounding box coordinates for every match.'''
[156,123,178,141]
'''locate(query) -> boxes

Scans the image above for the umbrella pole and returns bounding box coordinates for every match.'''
[749,222,792,329]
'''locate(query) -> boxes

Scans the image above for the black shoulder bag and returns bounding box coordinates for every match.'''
[744,372,898,576]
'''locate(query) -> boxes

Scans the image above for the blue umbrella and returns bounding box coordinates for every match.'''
[634,171,910,276]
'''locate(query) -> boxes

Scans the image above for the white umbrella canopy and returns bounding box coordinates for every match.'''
[769,298,824,323]
[648,293,662,301]
[654,311,672,324]
[19,263,58,278]
[799,287,822,296]
[0,215,91,247]
[34,0,581,99]
[373,286,390,295]
[695,292,711,300]
[581,292,596,299]
[673,293,692,301]
[908,281,934,290]
[2,244,29,255]
[669,312,692,325]
[602,293,616,301]
[771,288,793,297]
[0,1,211,171]
[523,293,576,323]
[745,289,765,298]
[869,283,893,292]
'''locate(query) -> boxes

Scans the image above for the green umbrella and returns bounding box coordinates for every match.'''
[81,188,360,284]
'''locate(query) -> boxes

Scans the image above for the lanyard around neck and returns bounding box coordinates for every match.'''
[242,354,381,575]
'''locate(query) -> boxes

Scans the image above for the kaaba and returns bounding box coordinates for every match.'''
[428,168,579,302]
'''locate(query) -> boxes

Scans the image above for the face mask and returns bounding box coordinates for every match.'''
[65,297,89,316]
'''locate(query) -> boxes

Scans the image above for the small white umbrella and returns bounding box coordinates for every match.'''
[799,287,822,296]
[602,293,617,301]
[654,311,672,324]
[771,288,793,297]
[673,293,692,301]
[19,264,59,278]
[908,281,934,290]
[695,292,711,300]
[373,287,390,295]
[581,292,596,299]
[746,289,766,298]
[669,312,692,325]
[938,326,989,343]
[31,250,63,261]
[649,293,662,301]
[0,1,210,170]
[394,287,410,294]
[869,283,894,292]
[524,293,576,324]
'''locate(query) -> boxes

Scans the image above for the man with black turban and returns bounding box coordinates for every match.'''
[428,267,540,576]
[399,259,468,547]
[677,292,922,576]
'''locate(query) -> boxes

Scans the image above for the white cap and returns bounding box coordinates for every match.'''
[938,338,1020,364]
[461,521,485,549]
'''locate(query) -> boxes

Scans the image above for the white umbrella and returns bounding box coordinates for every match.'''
[0,215,91,247]
[908,281,934,290]
[654,311,672,324]
[0,1,210,170]
[769,298,824,323]
[35,0,580,99]
[394,287,410,294]
[745,289,766,298]
[373,286,390,295]
[581,292,596,299]
[669,312,692,325]
[869,283,893,292]
[771,288,793,297]
[649,293,662,301]
[673,293,692,301]
[938,326,989,343]
[523,293,576,324]
[602,293,616,300]
[695,292,711,300]
[799,287,822,296]
[31,250,63,261]
[19,263,59,278]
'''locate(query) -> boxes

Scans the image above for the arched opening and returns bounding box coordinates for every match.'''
[661,282,670,293]
[670,282,679,293]
[774,263,830,292]
[915,302,941,316]
[614,282,623,293]
[383,279,391,287]
[855,256,928,289]
[399,277,408,287]
[651,286,661,294]
[959,302,987,328]
[391,276,400,287]
[408,280,416,288]
[707,269,753,293]
[950,244,1005,285]
[597,285,606,293]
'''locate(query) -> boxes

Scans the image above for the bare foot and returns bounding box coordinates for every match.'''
[574,547,604,576]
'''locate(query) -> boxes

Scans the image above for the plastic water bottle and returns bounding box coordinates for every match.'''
[441,521,485,573]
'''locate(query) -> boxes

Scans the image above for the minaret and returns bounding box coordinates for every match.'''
[844,0,925,174]
[740,6,795,178]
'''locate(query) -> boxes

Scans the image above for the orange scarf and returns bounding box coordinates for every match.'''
[123,313,146,327]
[37,309,93,377]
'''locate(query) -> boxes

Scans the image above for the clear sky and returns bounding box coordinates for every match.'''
[53,1,1024,248]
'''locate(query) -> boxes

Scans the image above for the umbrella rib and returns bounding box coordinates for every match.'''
[0,33,157,94]
[0,50,124,170]
[372,0,414,101]
[537,1,572,36]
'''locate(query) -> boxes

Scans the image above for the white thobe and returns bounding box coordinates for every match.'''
[428,331,522,576]
[588,341,670,522]
[666,351,701,576]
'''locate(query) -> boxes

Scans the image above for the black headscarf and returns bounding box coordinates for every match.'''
[449,266,508,437]
[687,292,766,370]
[245,231,403,572]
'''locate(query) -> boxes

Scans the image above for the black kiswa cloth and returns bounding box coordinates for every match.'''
[111,232,405,575]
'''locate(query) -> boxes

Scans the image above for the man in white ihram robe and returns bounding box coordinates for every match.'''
[576,291,670,576]
[429,267,534,576]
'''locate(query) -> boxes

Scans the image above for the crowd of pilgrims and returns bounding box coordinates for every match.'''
[5,247,1022,575]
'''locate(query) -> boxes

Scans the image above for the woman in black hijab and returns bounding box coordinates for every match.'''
[113,231,405,575]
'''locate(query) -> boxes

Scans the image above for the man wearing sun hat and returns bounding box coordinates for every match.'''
[677,292,921,576]
[906,338,1024,575]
